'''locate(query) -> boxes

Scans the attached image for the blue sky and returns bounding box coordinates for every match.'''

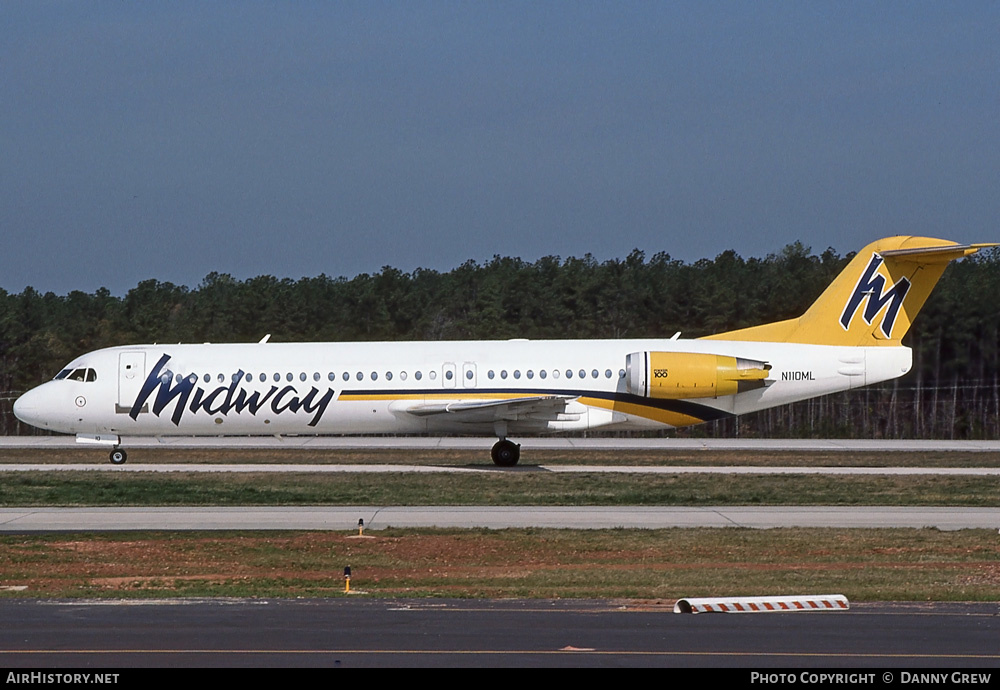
[2,1,998,295]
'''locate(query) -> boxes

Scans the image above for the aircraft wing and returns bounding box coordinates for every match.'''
[398,395,578,423]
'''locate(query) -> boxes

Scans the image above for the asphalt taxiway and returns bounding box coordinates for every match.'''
[3,435,1000,451]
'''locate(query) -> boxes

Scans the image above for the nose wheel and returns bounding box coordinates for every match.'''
[109,448,128,465]
[491,439,520,467]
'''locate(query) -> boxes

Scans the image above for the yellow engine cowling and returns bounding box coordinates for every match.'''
[625,352,771,399]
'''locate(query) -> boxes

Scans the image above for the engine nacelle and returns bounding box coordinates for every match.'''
[625,352,771,399]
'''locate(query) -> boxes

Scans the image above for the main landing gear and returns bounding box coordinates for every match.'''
[491,439,520,467]
[109,447,127,465]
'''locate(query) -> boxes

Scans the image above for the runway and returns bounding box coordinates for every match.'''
[3,505,999,531]
[2,599,998,668]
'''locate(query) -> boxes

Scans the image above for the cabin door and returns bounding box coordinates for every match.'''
[118,352,146,411]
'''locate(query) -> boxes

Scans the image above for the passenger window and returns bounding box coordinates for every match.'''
[500,370,507,379]
[445,370,453,380]
[540,370,547,379]
[415,371,422,381]
[386,372,393,381]
[488,370,495,379]
[400,371,408,381]
[513,370,521,379]
[526,370,534,379]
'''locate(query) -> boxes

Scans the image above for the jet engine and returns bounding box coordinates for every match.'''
[625,352,771,399]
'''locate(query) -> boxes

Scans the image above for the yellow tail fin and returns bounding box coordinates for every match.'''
[704,236,995,346]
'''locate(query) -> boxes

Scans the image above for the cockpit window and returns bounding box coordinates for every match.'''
[63,368,97,382]
[54,369,72,380]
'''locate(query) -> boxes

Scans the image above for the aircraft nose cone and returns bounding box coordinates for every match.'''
[13,388,45,428]
[13,392,33,422]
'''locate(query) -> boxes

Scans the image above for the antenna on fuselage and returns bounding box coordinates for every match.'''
[259,334,271,344]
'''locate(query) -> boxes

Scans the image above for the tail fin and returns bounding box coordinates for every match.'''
[704,236,995,346]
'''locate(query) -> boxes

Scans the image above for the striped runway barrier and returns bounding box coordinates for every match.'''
[673,594,850,614]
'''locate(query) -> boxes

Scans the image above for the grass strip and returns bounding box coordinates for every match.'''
[2,471,1000,506]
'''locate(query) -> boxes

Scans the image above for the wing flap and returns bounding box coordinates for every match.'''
[398,395,577,423]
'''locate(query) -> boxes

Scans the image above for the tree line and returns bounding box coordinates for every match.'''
[2,243,998,438]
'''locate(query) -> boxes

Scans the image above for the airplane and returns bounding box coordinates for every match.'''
[12,235,994,466]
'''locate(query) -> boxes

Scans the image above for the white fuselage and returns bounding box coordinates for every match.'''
[13,338,912,438]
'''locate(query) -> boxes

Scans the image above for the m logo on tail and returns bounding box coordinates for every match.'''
[839,254,911,338]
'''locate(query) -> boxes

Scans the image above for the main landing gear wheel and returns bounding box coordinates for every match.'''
[491,439,520,467]
[109,448,127,465]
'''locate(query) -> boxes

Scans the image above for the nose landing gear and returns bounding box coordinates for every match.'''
[75,434,127,465]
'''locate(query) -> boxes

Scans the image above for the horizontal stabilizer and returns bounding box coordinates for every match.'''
[878,243,996,260]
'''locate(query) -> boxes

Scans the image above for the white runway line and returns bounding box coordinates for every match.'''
[2,464,1000,475]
